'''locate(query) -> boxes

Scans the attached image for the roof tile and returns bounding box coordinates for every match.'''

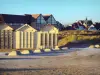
[31,14,40,19]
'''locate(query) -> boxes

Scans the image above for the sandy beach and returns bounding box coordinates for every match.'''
[0,48,100,75]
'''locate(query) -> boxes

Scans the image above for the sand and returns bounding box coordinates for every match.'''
[0,48,100,75]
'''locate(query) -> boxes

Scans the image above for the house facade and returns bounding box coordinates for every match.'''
[0,14,63,30]
[65,18,96,30]
[0,23,59,50]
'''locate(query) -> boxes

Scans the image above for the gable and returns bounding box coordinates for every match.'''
[31,14,40,19]
[36,14,46,24]
[42,25,58,33]
[16,24,37,32]
[88,25,97,30]
[49,27,58,33]
[47,15,57,24]
[0,24,13,30]
[43,14,51,21]
[88,27,97,30]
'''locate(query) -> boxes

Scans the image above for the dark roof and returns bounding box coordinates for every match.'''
[94,23,100,30]
[9,25,22,30]
[43,14,51,21]
[87,20,93,25]
[0,14,29,23]
[66,26,75,30]
[78,20,84,24]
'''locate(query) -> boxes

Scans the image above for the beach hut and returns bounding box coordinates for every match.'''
[13,24,37,49]
[0,23,13,49]
[40,24,59,49]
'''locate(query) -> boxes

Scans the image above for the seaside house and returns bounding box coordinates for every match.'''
[0,14,63,30]
[88,25,97,31]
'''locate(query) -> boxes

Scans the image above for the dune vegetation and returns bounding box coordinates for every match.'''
[58,30,100,47]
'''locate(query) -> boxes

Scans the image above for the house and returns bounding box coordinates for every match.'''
[56,21,64,30]
[65,18,94,30]
[43,14,64,30]
[88,25,97,31]
[43,14,57,25]
[79,18,93,27]
[78,25,86,30]
[0,14,28,25]
[29,14,47,30]
[0,14,62,30]
[65,25,75,30]
[94,22,100,30]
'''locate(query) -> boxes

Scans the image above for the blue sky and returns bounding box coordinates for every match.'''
[0,0,100,24]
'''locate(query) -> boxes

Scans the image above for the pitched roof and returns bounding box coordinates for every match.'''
[16,24,37,31]
[41,24,58,32]
[88,25,97,30]
[10,25,22,30]
[94,22,100,30]
[0,15,4,23]
[89,25,95,27]
[66,26,75,30]
[43,14,51,20]
[31,14,40,19]
[0,14,28,23]
[0,23,13,30]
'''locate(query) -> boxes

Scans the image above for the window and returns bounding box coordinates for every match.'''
[10,23,24,26]
[47,16,57,24]
[36,15,46,25]
[41,17,46,24]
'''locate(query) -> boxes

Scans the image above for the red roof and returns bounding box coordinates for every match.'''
[31,14,40,19]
